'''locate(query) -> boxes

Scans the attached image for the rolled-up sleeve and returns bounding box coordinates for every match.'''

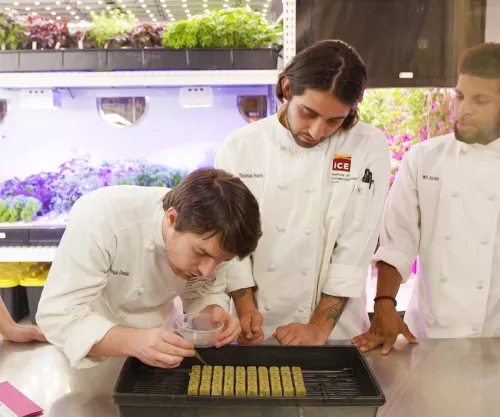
[323,132,391,298]
[36,198,116,369]
[372,148,420,283]
[214,139,256,292]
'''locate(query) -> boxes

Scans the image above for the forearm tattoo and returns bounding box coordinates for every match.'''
[230,288,249,299]
[322,295,348,323]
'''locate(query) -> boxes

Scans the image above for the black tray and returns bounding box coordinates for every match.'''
[112,345,385,417]
[0,226,65,246]
[0,48,278,72]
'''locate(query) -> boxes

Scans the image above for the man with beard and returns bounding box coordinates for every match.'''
[215,39,391,345]
[353,42,500,355]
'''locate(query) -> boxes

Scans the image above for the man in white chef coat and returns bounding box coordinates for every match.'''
[353,42,500,355]
[215,39,391,345]
[36,168,262,369]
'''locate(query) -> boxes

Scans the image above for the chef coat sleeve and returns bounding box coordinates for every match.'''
[372,148,420,283]
[323,133,391,298]
[36,197,116,370]
[213,139,257,292]
[179,262,232,313]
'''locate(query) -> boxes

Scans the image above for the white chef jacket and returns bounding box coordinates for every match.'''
[36,185,231,369]
[215,113,391,341]
[373,133,500,338]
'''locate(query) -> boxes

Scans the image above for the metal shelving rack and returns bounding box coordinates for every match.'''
[0,0,297,262]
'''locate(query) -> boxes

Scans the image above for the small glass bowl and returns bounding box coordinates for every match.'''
[175,313,224,347]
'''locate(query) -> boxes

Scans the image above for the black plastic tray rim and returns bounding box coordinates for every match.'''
[112,345,385,408]
[0,47,279,72]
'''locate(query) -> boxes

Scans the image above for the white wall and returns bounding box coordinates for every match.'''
[486,0,500,42]
[0,86,270,182]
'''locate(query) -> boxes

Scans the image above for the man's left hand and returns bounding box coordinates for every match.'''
[273,323,327,346]
[3,325,47,343]
[211,306,241,348]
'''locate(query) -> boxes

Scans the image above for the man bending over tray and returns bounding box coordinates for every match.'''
[36,168,262,369]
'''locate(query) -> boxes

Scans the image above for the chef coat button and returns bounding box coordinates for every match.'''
[137,287,144,296]
[489,193,497,201]
[306,187,315,193]
[471,323,479,332]
[452,192,459,198]
[476,282,484,290]
[278,183,286,190]
[299,307,305,313]
[445,235,452,241]
[481,239,489,245]
[301,268,308,276]
[268,265,276,272]
[276,224,286,233]
[280,145,286,151]
[305,229,311,236]
[148,244,155,252]
[264,304,271,312]
[441,276,447,283]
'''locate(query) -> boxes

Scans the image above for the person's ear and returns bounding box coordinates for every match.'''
[165,207,178,228]
[281,77,291,101]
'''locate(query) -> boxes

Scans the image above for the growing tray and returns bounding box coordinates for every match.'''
[0,225,65,246]
[0,48,279,72]
[112,345,385,417]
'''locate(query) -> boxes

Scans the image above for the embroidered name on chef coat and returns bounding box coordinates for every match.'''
[108,267,130,277]
[331,154,352,183]
[239,173,264,179]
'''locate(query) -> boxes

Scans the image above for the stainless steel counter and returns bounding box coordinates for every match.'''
[1,337,499,417]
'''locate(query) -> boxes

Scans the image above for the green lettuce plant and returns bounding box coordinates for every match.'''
[0,11,27,50]
[162,6,281,49]
[87,9,135,48]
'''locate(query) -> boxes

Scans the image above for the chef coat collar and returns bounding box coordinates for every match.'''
[275,104,330,154]
[470,136,500,154]
[153,196,166,249]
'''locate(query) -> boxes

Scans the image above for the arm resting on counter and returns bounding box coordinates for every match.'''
[309,294,349,341]
[0,297,16,337]
[0,298,46,343]
[375,261,403,299]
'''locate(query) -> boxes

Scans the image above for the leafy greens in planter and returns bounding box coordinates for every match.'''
[128,23,164,48]
[0,196,42,223]
[87,9,135,48]
[0,158,187,220]
[0,11,27,50]
[162,6,281,49]
[22,16,70,49]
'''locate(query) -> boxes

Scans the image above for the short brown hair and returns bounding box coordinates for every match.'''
[276,39,367,131]
[458,42,500,78]
[163,168,262,259]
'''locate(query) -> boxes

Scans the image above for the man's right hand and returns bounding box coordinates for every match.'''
[237,310,264,345]
[129,328,195,368]
[351,299,417,355]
